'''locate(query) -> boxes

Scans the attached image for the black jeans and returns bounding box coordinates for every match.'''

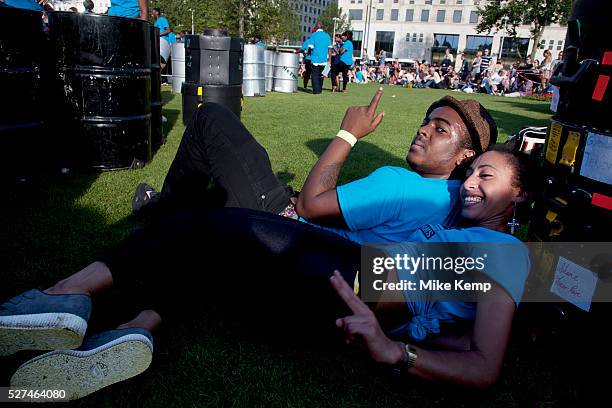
[310,64,324,94]
[104,208,362,337]
[303,60,312,88]
[161,103,294,214]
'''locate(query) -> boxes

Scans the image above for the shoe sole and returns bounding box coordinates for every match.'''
[0,313,87,356]
[10,334,153,402]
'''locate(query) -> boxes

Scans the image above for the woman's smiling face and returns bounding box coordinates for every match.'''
[460,151,523,228]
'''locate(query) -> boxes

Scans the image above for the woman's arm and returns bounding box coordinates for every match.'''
[138,0,148,21]
[295,88,384,221]
[331,271,515,387]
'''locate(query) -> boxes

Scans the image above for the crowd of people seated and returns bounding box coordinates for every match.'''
[298,47,562,99]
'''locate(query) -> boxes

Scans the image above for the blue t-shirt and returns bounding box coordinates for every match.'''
[301,37,313,61]
[255,41,266,47]
[4,0,42,11]
[301,166,461,244]
[155,16,174,42]
[340,40,354,66]
[309,29,332,64]
[386,225,530,341]
[107,0,140,18]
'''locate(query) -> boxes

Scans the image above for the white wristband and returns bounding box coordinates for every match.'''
[336,130,357,147]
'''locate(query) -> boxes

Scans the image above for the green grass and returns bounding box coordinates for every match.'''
[1,83,573,407]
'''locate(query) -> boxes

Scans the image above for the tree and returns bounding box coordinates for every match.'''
[475,0,572,60]
[150,0,299,43]
[318,1,351,36]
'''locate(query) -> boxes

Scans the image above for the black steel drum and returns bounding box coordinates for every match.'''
[150,25,164,151]
[181,83,242,125]
[0,7,45,177]
[48,12,152,170]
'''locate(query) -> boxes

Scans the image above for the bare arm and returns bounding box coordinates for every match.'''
[296,88,385,221]
[331,272,515,387]
[138,0,148,21]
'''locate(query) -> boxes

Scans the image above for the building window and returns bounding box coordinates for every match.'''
[457,0,462,3]
[548,39,554,50]
[376,9,384,20]
[440,0,446,4]
[378,0,383,3]
[393,0,398,3]
[348,9,363,20]
[419,33,423,42]
[453,10,462,23]
[405,9,414,21]
[412,33,417,42]
[391,9,399,21]
[501,37,530,60]
[375,31,395,54]
[425,0,432,4]
[436,10,445,22]
[469,10,478,24]
[352,31,363,57]
[350,0,355,3]
[409,0,414,3]
[539,39,546,49]
[464,35,493,60]
[432,33,459,64]
[421,9,429,22]
[557,40,564,50]
[405,33,411,42]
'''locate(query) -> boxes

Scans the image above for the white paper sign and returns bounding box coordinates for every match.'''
[550,256,598,312]
[580,132,612,185]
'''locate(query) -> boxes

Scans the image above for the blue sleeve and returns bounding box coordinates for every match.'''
[336,167,406,231]
[156,17,169,30]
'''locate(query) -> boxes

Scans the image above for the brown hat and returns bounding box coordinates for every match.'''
[425,96,497,154]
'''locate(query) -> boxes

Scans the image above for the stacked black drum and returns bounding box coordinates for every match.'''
[182,30,243,125]
[0,7,46,178]
[523,0,611,397]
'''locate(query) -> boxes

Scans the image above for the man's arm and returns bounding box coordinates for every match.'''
[138,0,148,21]
[296,88,385,221]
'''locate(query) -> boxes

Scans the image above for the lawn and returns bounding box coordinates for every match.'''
[1,83,571,407]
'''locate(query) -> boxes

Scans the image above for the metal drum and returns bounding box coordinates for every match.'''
[171,42,186,94]
[265,50,275,92]
[273,51,299,93]
[182,82,242,125]
[0,7,46,177]
[243,44,265,97]
[150,25,164,151]
[48,12,152,170]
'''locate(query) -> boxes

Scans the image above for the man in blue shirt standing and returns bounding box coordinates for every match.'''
[152,7,174,44]
[253,34,266,47]
[107,0,148,20]
[308,22,331,95]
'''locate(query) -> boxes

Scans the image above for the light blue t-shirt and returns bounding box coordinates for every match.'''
[4,0,42,11]
[255,41,266,47]
[306,166,461,244]
[107,0,140,18]
[385,224,530,341]
[340,40,354,66]
[301,37,313,61]
[155,16,174,42]
[309,29,332,64]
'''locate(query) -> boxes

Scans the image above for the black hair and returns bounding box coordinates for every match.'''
[153,7,161,14]
[343,30,353,40]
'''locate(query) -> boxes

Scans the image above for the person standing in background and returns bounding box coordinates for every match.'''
[297,35,313,89]
[336,30,354,93]
[479,48,492,77]
[152,8,175,44]
[253,34,266,47]
[308,22,331,95]
[107,0,148,20]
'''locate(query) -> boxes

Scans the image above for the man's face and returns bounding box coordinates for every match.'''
[484,49,489,55]
[407,106,471,179]
[152,10,159,18]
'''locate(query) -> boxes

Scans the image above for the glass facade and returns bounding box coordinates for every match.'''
[375,31,395,54]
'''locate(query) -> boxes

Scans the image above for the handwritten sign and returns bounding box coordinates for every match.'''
[580,132,612,185]
[550,256,598,312]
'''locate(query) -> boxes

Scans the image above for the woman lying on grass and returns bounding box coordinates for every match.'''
[0,145,532,399]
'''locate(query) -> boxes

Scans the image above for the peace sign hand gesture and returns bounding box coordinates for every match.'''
[330,270,404,365]
[339,87,385,139]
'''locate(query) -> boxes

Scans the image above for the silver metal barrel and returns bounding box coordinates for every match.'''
[243,44,265,97]
[265,50,275,92]
[171,42,185,94]
[273,51,299,93]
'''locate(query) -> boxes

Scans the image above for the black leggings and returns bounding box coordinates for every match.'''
[331,62,350,90]
[103,208,363,336]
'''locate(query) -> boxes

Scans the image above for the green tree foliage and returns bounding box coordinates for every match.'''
[150,0,299,43]
[475,0,572,59]
[318,1,351,36]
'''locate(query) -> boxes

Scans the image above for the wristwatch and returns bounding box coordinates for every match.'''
[391,342,418,377]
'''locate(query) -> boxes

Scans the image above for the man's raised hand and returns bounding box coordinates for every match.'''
[339,87,385,139]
